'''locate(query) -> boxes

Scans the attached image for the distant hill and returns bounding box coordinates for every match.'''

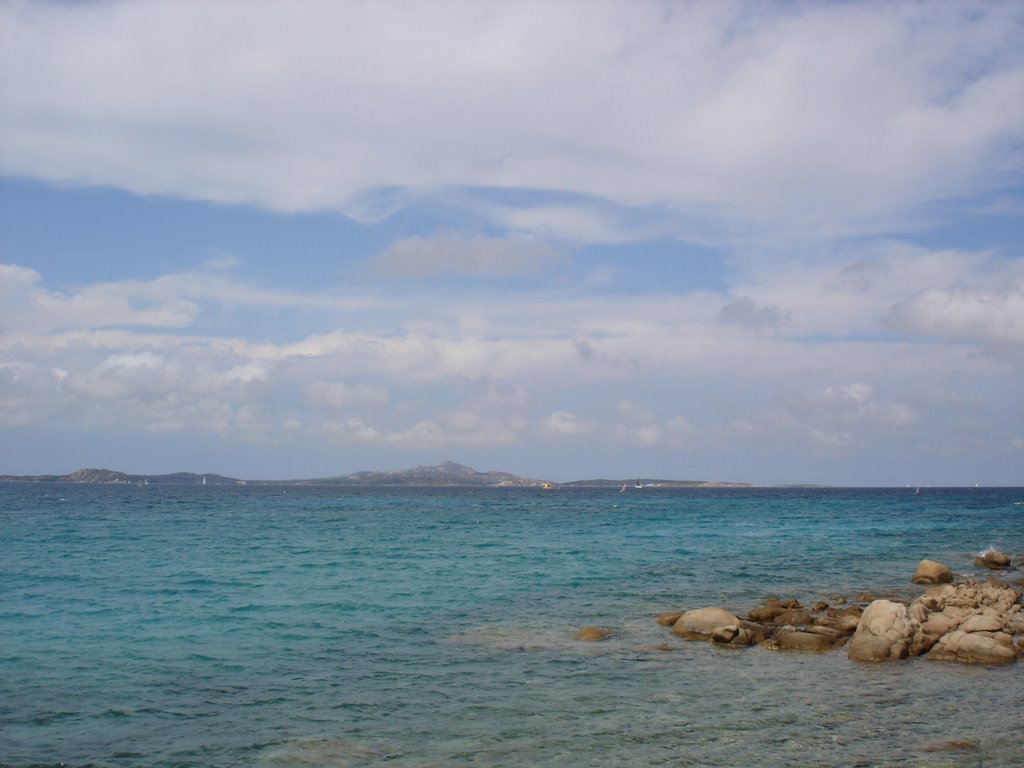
[0,462,747,488]
[286,460,549,487]
[0,462,548,488]
[0,468,242,487]
[0,468,242,485]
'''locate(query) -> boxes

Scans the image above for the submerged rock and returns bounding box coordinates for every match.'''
[656,611,684,627]
[574,626,612,642]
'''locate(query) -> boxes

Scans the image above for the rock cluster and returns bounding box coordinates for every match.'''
[656,555,1024,665]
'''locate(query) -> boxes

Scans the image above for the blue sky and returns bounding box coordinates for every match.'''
[1,0,1022,485]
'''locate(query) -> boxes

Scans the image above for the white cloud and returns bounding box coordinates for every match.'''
[2,1,1022,243]
[306,381,389,409]
[888,281,1024,346]
[540,410,591,437]
[2,251,1021,482]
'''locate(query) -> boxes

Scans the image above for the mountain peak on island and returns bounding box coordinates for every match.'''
[414,460,477,475]
[331,461,545,487]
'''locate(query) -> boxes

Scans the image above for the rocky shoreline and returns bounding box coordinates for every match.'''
[577,549,1024,664]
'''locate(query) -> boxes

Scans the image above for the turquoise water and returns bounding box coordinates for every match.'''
[2,485,1022,767]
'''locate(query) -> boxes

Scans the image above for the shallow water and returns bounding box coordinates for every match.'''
[2,485,1022,766]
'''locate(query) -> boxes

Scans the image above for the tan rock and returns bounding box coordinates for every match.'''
[710,624,755,646]
[738,620,769,644]
[920,613,959,637]
[574,626,611,642]
[671,607,741,640]
[959,610,1004,634]
[747,599,802,623]
[747,605,785,622]
[848,600,919,662]
[774,628,840,652]
[822,614,861,634]
[912,559,953,585]
[928,630,1016,664]
[974,549,1012,570]
[657,611,683,627]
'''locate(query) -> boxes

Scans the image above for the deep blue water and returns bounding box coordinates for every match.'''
[1,485,1022,767]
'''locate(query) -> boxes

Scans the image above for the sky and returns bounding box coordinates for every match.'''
[1,0,1023,486]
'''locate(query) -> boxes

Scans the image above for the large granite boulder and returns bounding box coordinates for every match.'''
[912,559,953,585]
[848,600,919,661]
[927,630,1016,664]
[671,607,741,640]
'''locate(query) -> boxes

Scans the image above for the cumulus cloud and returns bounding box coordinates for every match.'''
[800,382,916,427]
[888,281,1024,346]
[2,252,1021,481]
[2,1,1022,242]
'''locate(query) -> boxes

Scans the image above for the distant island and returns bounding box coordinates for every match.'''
[0,461,750,488]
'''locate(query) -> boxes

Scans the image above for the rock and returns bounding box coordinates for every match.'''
[737,620,769,644]
[774,608,814,626]
[574,626,611,642]
[747,599,802,623]
[813,601,829,612]
[848,600,919,662]
[927,630,1016,664]
[634,643,676,653]
[974,549,1012,570]
[958,609,1004,634]
[918,741,977,753]
[671,607,741,640]
[912,559,953,585]
[774,628,842,652]
[657,611,684,627]
[919,612,959,638]
[818,613,860,634]
[710,624,754,646]
[747,605,786,623]
[826,605,863,620]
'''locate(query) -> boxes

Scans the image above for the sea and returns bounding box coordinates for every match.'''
[1,484,1022,767]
